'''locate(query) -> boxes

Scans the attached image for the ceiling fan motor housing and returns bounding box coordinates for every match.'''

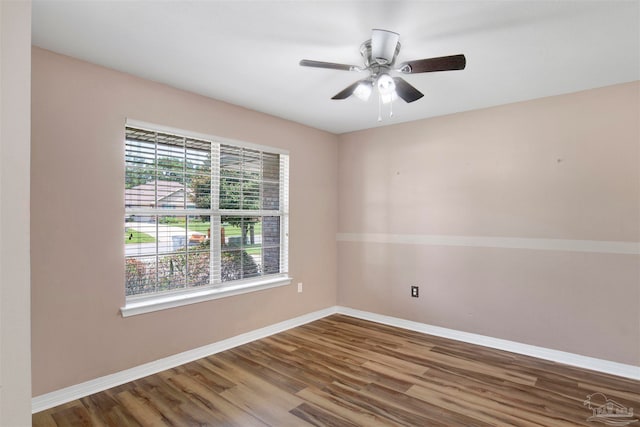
[370,29,400,65]
[360,37,401,68]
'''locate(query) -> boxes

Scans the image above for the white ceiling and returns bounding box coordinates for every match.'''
[32,1,639,134]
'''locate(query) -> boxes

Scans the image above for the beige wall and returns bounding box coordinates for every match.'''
[31,43,639,399]
[338,82,640,366]
[31,47,338,396]
[1,1,32,424]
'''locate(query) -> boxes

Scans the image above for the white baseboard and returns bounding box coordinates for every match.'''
[31,306,338,413]
[33,304,639,413]
[335,306,640,381]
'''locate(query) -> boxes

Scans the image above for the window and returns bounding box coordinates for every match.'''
[123,122,289,315]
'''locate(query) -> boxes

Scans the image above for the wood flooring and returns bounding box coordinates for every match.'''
[33,314,640,426]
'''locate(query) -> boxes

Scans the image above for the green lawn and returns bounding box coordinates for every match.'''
[157,218,263,237]
[244,245,262,255]
[221,245,261,256]
[187,222,211,233]
[222,222,262,236]
[153,218,265,252]
[125,228,155,244]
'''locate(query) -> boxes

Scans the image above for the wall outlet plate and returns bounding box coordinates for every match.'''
[411,286,419,298]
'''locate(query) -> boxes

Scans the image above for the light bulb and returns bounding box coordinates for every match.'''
[353,81,372,101]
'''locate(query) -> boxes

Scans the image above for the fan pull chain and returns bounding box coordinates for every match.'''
[389,100,393,118]
[377,92,382,122]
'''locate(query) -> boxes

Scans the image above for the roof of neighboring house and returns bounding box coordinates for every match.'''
[125,180,195,207]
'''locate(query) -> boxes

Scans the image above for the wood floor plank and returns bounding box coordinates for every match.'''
[285,327,430,375]
[260,333,415,392]
[31,412,59,427]
[164,373,268,426]
[132,376,219,426]
[228,340,333,392]
[80,390,141,427]
[290,402,361,427]
[322,380,454,426]
[421,365,594,426]
[199,353,306,425]
[34,314,640,426]
[279,328,370,366]
[171,360,237,393]
[261,334,300,353]
[407,383,549,427]
[50,404,95,427]
[220,383,311,426]
[226,346,310,394]
[362,360,431,391]
[115,390,170,426]
[423,366,590,424]
[296,386,398,427]
[577,381,640,403]
[363,381,492,427]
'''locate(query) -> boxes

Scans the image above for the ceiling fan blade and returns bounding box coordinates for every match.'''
[299,59,360,72]
[371,29,400,65]
[398,54,466,74]
[331,80,363,100]
[393,77,424,103]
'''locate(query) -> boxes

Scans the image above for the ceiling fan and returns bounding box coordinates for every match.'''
[300,29,466,120]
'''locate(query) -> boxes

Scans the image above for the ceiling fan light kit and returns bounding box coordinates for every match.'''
[300,29,466,122]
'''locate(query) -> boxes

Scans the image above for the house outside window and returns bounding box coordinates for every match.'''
[123,122,289,315]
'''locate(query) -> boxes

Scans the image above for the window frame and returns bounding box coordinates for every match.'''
[121,119,290,317]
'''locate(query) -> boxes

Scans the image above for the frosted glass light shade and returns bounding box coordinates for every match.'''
[354,81,373,101]
[377,73,395,94]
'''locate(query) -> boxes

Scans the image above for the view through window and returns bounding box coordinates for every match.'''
[124,125,289,298]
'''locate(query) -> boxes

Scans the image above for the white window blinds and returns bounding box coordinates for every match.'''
[124,125,289,298]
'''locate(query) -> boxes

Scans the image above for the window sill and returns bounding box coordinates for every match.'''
[121,275,292,317]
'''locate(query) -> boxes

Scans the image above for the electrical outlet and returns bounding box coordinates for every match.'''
[297,282,303,293]
[411,286,419,298]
